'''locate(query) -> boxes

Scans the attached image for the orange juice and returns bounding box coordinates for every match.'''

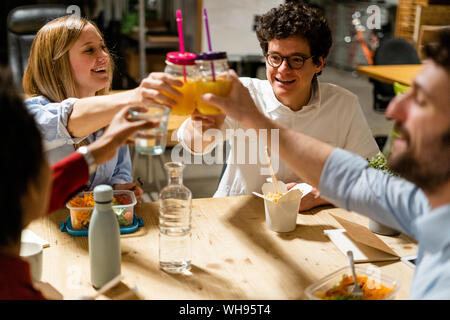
[164,78,197,115]
[164,51,198,115]
[195,51,231,115]
[195,77,231,114]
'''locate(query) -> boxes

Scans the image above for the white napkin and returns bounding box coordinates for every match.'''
[21,229,50,248]
[324,229,399,263]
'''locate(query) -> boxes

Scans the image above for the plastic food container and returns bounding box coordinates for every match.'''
[304,266,400,300]
[66,190,137,230]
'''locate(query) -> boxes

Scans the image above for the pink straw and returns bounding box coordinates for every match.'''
[203,9,216,81]
[176,10,187,82]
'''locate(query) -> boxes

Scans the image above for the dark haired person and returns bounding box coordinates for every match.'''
[179,2,379,209]
[203,29,450,299]
[0,69,157,299]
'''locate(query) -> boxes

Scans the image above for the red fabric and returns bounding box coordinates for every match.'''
[49,152,89,214]
[0,153,90,299]
[0,254,46,300]
[0,153,89,300]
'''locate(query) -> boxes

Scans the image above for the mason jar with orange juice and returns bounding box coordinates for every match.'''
[195,52,232,115]
[164,52,198,115]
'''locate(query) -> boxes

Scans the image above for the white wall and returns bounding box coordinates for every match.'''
[201,0,283,56]
[174,0,199,53]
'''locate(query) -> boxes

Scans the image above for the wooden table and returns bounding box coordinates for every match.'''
[356,64,422,86]
[29,195,417,300]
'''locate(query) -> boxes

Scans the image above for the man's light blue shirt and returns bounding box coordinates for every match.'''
[25,96,133,189]
[320,148,450,299]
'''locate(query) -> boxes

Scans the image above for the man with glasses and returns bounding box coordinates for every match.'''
[203,28,450,299]
[178,2,379,209]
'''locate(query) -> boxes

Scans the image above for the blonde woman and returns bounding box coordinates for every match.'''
[23,15,182,202]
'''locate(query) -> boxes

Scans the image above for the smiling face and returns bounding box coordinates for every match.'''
[266,36,324,110]
[68,23,111,98]
[386,60,450,193]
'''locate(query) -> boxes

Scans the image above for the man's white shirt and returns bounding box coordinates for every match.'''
[177,77,380,197]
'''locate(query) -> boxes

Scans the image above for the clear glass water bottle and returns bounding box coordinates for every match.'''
[159,162,192,273]
[88,185,121,288]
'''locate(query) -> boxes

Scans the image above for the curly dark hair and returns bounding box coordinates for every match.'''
[0,66,44,246]
[423,27,450,72]
[255,1,332,75]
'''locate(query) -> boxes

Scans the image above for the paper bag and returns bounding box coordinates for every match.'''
[325,214,400,263]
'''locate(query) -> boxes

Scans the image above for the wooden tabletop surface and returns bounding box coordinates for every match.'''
[29,195,417,300]
[356,64,422,86]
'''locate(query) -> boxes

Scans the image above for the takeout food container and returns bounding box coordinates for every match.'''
[262,181,303,232]
[66,190,137,230]
[304,266,400,300]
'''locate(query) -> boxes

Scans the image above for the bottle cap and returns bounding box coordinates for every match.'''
[166,52,197,65]
[93,185,113,203]
[196,51,227,61]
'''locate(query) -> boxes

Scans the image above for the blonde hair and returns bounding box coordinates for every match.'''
[23,15,113,102]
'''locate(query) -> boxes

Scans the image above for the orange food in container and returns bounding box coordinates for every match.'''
[66,190,136,230]
[305,266,400,300]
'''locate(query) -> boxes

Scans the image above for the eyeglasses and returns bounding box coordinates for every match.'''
[265,53,313,70]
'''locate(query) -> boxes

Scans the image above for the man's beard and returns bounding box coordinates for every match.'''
[388,126,450,193]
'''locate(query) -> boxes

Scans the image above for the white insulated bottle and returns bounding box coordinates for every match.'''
[88,184,121,288]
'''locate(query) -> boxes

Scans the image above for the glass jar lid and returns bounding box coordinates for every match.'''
[166,52,197,65]
[196,51,227,61]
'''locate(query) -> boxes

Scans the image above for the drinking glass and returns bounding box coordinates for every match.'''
[130,105,170,155]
